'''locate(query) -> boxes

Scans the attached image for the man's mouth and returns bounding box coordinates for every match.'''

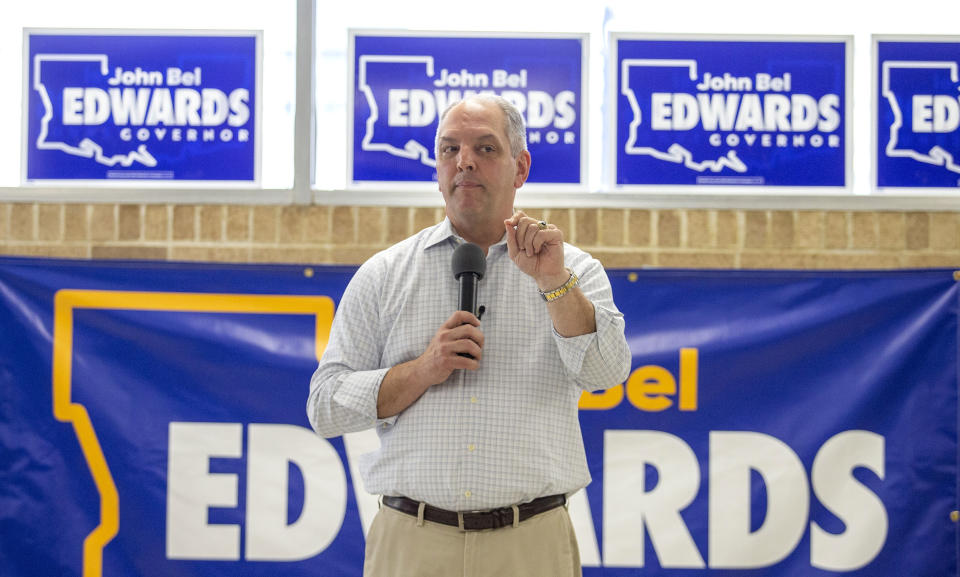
[455,179,482,190]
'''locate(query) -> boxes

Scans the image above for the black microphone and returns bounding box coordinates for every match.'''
[451,242,486,317]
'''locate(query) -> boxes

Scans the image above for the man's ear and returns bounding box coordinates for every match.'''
[513,150,531,188]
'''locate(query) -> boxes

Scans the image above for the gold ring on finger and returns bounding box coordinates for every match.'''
[537,220,548,230]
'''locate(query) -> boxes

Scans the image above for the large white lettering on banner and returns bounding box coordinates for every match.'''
[166,423,346,561]
[602,430,886,570]
[161,421,887,569]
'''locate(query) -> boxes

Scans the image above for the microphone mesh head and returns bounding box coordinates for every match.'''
[451,242,486,280]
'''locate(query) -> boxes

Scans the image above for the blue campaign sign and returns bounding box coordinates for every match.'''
[349,31,586,187]
[611,35,850,191]
[875,37,960,190]
[0,257,956,577]
[23,30,261,184]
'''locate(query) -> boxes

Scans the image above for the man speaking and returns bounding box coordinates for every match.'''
[307,94,631,577]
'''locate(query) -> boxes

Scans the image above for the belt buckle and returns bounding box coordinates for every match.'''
[489,507,510,529]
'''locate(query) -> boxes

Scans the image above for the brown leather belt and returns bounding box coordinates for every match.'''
[382,494,566,531]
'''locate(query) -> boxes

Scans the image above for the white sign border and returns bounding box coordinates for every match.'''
[872,34,960,196]
[346,28,590,193]
[20,27,264,189]
[607,32,854,195]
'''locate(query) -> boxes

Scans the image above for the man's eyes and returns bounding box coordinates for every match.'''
[439,144,497,156]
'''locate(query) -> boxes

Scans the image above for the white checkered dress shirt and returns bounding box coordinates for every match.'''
[307,218,630,511]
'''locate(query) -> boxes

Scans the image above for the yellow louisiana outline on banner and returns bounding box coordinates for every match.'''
[51,289,335,577]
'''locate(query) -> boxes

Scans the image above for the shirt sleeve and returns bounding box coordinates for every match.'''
[306,259,395,438]
[552,252,632,392]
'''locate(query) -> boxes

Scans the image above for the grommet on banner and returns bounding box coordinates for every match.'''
[953,270,960,282]
[951,510,959,523]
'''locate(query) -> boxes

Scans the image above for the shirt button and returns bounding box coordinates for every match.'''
[470,397,478,403]
[467,444,476,452]
[464,490,472,498]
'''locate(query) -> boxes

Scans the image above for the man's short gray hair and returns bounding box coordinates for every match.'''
[436,94,528,158]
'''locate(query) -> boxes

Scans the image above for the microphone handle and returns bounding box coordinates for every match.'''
[457,273,479,359]
[458,272,479,316]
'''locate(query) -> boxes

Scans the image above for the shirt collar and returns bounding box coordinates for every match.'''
[423,218,458,250]
[423,217,508,251]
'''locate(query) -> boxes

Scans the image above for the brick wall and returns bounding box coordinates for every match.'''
[1,202,959,270]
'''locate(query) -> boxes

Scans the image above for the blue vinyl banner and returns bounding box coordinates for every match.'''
[612,35,850,190]
[349,32,585,186]
[875,37,960,190]
[0,257,956,576]
[23,30,260,183]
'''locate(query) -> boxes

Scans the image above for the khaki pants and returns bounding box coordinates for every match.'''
[363,502,582,577]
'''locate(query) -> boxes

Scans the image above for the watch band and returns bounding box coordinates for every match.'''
[539,269,579,302]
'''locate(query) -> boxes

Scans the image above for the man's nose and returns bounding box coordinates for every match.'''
[457,149,475,171]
